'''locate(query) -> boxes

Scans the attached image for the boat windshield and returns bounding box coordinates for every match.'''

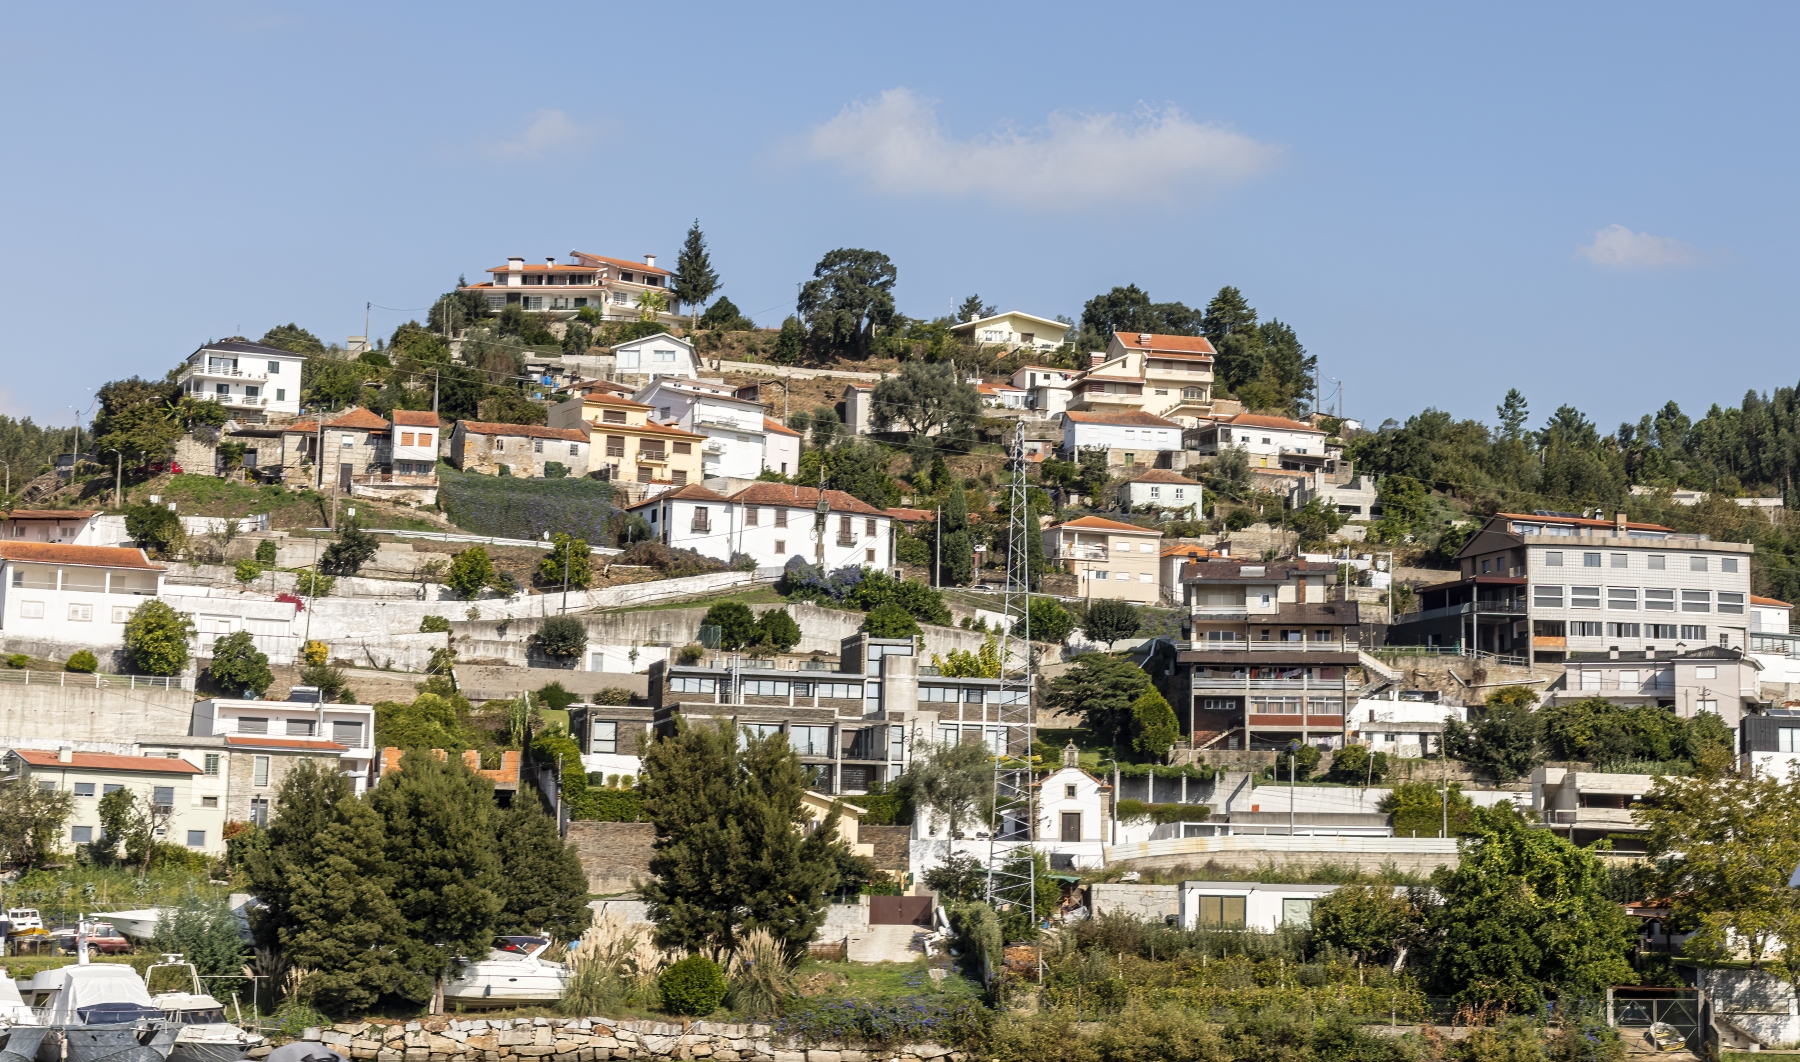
[176,1009,226,1024]
[75,1002,163,1024]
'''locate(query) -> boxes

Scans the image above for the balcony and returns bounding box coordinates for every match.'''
[638,451,668,464]
[1407,600,1526,623]
[1057,546,1108,561]
[186,365,269,381]
[836,535,856,548]
[697,416,748,431]
[1183,640,1351,653]
[702,439,728,454]
[605,445,626,458]
[1549,807,1643,831]
[691,519,711,534]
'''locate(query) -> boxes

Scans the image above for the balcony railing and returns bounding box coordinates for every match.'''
[1407,600,1525,623]
[1183,640,1350,652]
[836,535,856,547]
[691,520,711,534]
[189,366,269,381]
[639,452,667,463]
[605,445,626,457]
[1057,547,1108,561]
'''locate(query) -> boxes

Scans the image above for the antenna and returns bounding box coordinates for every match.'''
[985,421,1037,981]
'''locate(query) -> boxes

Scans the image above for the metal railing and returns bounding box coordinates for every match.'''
[1184,641,1352,652]
[1370,645,1530,667]
[1057,547,1108,561]
[0,670,190,690]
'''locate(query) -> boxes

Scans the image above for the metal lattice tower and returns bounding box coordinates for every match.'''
[986,422,1037,919]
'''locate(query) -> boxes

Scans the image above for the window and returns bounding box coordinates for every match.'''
[103,783,121,795]
[19,601,43,619]
[267,361,281,374]
[1545,551,1563,567]
[534,439,543,454]
[738,723,782,747]
[250,797,269,828]
[1681,625,1707,640]
[1607,623,1640,638]
[775,509,788,528]
[1723,558,1740,573]
[151,786,174,807]
[275,389,286,401]
[1584,553,1601,567]
[603,410,627,425]
[1571,586,1601,609]
[287,719,315,737]
[773,539,785,553]
[1092,571,1108,580]
[203,754,220,776]
[740,679,790,696]
[73,782,95,797]
[673,441,691,455]
[745,507,759,527]
[1580,670,1602,690]
[419,433,431,447]
[591,721,618,754]
[813,682,863,699]
[1690,556,1709,572]
[1645,589,1676,611]
[401,433,414,446]
[668,677,718,694]
[1607,587,1638,610]
[332,720,363,747]
[244,386,259,399]
[68,603,92,622]
[660,407,671,419]
[791,725,832,757]
[341,435,353,447]
[1648,624,1679,639]
[1570,621,1603,637]
[238,717,269,735]
[1682,590,1711,613]
[1697,699,1719,715]
[672,471,687,486]
[1064,784,1078,799]
[1783,729,1800,753]
[71,826,92,845]
[866,548,876,562]
[252,756,270,787]
[866,518,877,536]
[216,384,229,396]
[1611,554,1628,568]
[1695,666,1718,679]
[1194,895,1247,927]
[186,830,206,848]
[1281,898,1315,927]
[1649,554,1666,570]
[1718,592,1746,615]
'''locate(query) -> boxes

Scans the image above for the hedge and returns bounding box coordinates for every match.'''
[438,465,622,543]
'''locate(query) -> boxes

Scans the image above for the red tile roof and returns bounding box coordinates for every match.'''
[1113,332,1218,355]
[0,543,163,570]
[1046,515,1163,535]
[729,483,887,516]
[570,252,673,277]
[224,736,348,752]
[763,417,801,437]
[625,484,729,509]
[582,393,654,409]
[390,410,442,428]
[1752,595,1792,608]
[483,263,599,274]
[12,749,199,774]
[457,421,590,443]
[1125,469,1202,485]
[580,379,637,395]
[1161,543,1224,559]
[1063,410,1183,428]
[5,510,99,521]
[1213,412,1325,433]
[627,423,706,440]
[326,408,392,432]
[885,507,935,524]
[1495,512,1675,533]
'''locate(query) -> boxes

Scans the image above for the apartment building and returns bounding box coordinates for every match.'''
[1740,708,1800,779]
[1176,560,1353,751]
[1530,767,1653,851]
[449,422,591,479]
[629,483,893,570]
[191,695,376,809]
[457,252,679,322]
[175,340,305,420]
[612,333,700,381]
[0,542,164,657]
[1043,516,1163,604]
[1011,366,1076,415]
[948,311,1067,352]
[546,392,705,489]
[1389,511,1753,663]
[1187,413,1330,471]
[635,379,768,481]
[4,748,226,856]
[569,703,656,780]
[648,634,1029,796]
[1553,646,1763,728]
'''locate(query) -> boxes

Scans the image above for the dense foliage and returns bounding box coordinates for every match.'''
[438,465,622,544]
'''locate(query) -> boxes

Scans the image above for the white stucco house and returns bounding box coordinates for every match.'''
[634,378,768,481]
[763,418,801,479]
[1061,410,1184,459]
[1033,749,1110,871]
[2,510,122,546]
[1179,881,1340,931]
[631,483,893,570]
[0,542,165,659]
[1187,413,1328,469]
[612,333,699,380]
[1012,366,1077,415]
[1119,469,1203,514]
[175,339,306,420]
[949,311,1067,352]
[192,696,377,796]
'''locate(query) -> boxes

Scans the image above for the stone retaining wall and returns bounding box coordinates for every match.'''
[299,1017,964,1062]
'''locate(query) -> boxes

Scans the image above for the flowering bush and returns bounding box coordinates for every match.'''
[773,995,987,1047]
[778,557,865,603]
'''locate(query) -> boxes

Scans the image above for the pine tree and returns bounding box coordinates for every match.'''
[938,486,973,587]
[493,799,592,939]
[1201,286,1258,338]
[371,749,504,997]
[642,720,844,957]
[246,760,406,1010]
[673,220,720,329]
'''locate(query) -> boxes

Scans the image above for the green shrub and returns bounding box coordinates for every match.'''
[6,654,27,669]
[254,539,277,565]
[419,615,451,633]
[864,601,919,639]
[658,955,726,1016]
[233,559,263,585]
[64,650,98,674]
[677,644,705,665]
[294,570,336,597]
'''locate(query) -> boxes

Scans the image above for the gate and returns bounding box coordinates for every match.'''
[1610,987,1702,1049]
[869,896,933,926]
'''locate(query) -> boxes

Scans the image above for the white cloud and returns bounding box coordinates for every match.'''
[1576,224,1702,268]
[478,110,593,159]
[806,88,1279,209]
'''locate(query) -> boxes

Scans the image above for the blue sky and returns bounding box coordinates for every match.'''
[3,2,1794,435]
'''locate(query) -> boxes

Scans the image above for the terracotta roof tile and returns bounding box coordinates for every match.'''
[763,417,801,437]
[729,483,887,517]
[1752,595,1792,607]
[1113,332,1218,355]
[0,543,163,570]
[569,252,674,277]
[581,393,654,409]
[885,507,935,523]
[1046,515,1163,535]
[625,483,729,509]
[1063,410,1183,428]
[1124,469,1202,485]
[326,408,392,431]
[224,736,348,752]
[1213,412,1325,433]
[4,510,99,521]
[390,410,442,428]
[482,263,598,273]
[456,421,590,443]
[12,749,199,774]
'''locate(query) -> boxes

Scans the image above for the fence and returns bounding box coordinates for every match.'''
[1370,645,1530,667]
[0,670,190,690]
[1608,987,1703,1050]
[340,528,622,556]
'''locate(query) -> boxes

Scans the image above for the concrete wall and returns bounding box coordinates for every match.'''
[1692,967,1800,1048]
[566,820,655,895]
[1105,835,1459,875]
[454,666,648,703]
[0,681,199,744]
[1089,883,1178,922]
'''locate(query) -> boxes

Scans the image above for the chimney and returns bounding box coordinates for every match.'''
[1138,333,1152,345]
[1615,510,1627,534]
[545,257,557,267]
[57,746,72,764]
[644,254,657,268]
[507,257,524,271]
[1089,352,1104,369]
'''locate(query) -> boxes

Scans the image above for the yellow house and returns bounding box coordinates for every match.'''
[546,391,705,492]
[1043,515,1164,605]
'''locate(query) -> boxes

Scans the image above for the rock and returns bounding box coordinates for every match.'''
[403,1031,429,1049]
[839,1053,867,1062]
[447,1031,470,1044]
[406,1023,423,1033]
[303,1029,323,1043]
[499,1032,537,1048]
[246,1049,273,1060]
[338,1024,372,1037]
[513,1048,556,1058]
[427,1035,461,1053]
[402,1050,428,1062]
[772,1053,806,1062]
[808,1051,841,1062]
[534,1018,550,1027]
[532,1028,554,1047]
[321,1033,353,1049]
[589,1039,619,1051]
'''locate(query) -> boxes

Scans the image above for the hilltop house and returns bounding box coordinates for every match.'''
[457,252,680,323]
[0,542,165,662]
[3,748,224,856]
[949,311,1067,353]
[175,340,305,421]
[1061,410,1184,469]
[1043,516,1163,605]
[1188,413,1330,471]
[546,391,705,495]
[634,379,768,481]
[630,483,893,570]
[1119,469,1203,515]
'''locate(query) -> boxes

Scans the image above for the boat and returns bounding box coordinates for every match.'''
[84,913,161,943]
[26,962,175,1062]
[5,911,46,938]
[0,967,47,1062]
[441,936,570,1007]
[145,959,259,1062]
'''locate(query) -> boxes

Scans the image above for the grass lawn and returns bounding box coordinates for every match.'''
[599,585,798,615]
[792,958,977,1001]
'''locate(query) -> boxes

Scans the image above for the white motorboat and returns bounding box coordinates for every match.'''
[442,936,570,1007]
[28,962,174,1062]
[0,968,45,1062]
[85,913,162,943]
[145,959,259,1062]
[3,912,44,936]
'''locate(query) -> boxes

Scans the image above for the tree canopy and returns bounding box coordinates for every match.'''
[796,248,897,359]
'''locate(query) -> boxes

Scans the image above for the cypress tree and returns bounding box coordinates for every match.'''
[493,798,592,939]
[939,486,973,587]
[673,220,720,328]
[371,750,504,998]
[246,760,406,1010]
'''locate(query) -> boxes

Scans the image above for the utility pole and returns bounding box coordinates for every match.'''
[933,506,941,589]
[1289,748,1296,837]
[562,536,571,615]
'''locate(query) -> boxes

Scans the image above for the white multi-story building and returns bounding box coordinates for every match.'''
[1552,646,1763,729]
[634,379,768,481]
[175,340,306,420]
[458,252,679,322]
[387,410,443,477]
[1011,366,1076,415]
[0,543,165,659]
[1043,516,1164,605]
[191,695,376,799]
[1119,469,1203,515]
[2,510,109,545]
[1187,413,1329,470]
[1061,410,1184,464]
[1393,511,1754,662]
[948,311,1067,352]
[762,418,801,479]
[631,483,893,570]
[612,333,699,381]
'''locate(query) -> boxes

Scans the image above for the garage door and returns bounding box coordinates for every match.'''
[869,896,934,926]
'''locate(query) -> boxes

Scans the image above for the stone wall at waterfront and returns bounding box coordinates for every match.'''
[293,1017,965,1062]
